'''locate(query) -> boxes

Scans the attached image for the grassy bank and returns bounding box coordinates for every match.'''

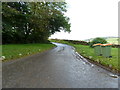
[73,45,119,71]
[2,43,55,62]
[50,39,119,72]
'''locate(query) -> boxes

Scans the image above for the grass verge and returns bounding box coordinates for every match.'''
[2,43,55,62]
[73,45,119,71]
[50,39,119,73]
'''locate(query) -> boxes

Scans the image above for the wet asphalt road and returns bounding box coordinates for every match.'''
[2,42,118,88]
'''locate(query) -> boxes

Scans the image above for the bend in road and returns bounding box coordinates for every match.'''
[3,42,118,88]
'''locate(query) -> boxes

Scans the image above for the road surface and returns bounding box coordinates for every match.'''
[2,42,118,88]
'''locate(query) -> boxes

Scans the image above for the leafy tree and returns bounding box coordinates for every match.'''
[89,37,107,47]
[2,2,71,44]
[2,2,29,43]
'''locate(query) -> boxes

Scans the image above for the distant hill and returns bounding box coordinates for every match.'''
[106,37,119,45]
[84,37,119,45]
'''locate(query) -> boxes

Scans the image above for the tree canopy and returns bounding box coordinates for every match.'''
[89,37,107,47]
[2,2,71,44]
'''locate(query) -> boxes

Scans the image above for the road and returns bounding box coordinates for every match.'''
[2,42,118,88]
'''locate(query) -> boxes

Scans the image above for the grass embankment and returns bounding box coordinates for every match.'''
[74,45,119,71]
[50,39,119,72]
[2,43,55,62]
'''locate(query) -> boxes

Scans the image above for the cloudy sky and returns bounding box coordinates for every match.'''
[50,0,119,40]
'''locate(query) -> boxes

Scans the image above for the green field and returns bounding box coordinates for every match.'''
[50,39,119,71]
[85,37,119,45]
[2,43,55,62]
[106,38,119,45]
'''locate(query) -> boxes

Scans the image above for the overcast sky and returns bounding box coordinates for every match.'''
[50,0,119,40]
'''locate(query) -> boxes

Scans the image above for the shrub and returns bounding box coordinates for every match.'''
[90,37,107,47]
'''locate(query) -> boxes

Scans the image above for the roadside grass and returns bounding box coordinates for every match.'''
[50,39,73,45]
[2,43,55,62]
[50,39,119,71]
[73,45,119,71]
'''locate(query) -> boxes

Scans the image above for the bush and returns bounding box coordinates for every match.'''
[90,37,107,47]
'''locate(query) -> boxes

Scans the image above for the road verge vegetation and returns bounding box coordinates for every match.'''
[50,39,119,74]
[1,43,55,62]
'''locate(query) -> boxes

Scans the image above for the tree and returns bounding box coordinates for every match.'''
[2,2,30,43]
[89,37,107,47]
[2,2,71,44]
